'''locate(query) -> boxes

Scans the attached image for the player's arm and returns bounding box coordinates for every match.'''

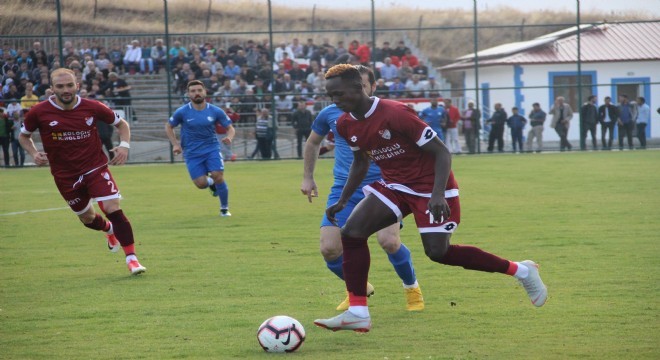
[325,150,370,225]
[420,137,452,223]
[18,132,48,166]
[165,122,182,155]
[109,118,130,165]
[301,130,324,202]
[221,124,235,144]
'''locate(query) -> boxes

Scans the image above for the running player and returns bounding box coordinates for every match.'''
[166,80,235,217]
[19,68,146,275]
[301,63,424,312]
[314,64,547,333]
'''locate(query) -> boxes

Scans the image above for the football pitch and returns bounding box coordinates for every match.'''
[1,151,658,359]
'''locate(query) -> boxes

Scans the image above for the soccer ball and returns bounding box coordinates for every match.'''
[257,315,306,353]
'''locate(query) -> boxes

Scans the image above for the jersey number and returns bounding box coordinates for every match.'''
[425,210,444,224]
[107,181,117,193]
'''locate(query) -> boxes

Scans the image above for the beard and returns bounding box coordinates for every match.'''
[56,93,75,105]
[192,96,205,104]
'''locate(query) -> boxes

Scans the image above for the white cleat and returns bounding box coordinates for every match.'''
[220,209,232,217]
[314,311,371,333]
[518,260,547,307]
[127,258,147,275]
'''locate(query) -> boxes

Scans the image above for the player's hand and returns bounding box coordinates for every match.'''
[325,201,346,227]
[222,137,232,145]
[300,178,318,203]
[33,152,49,166]
[172,144,182,155]
[110,146,129,165]
[428,195,450,224]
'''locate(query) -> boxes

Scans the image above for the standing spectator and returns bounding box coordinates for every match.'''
[419,98,446,142]
[617,94,636,151]
[291,100,313,159]
[413,60,429,80]
[597,96,618,150]
[487,103,507,153]
[166,80,235,216]
[444,99,461,154]
[122,40,142,75]
[0,108,10,167]
[579,95,599,150]
[254,107,274,159]
[9,111,25,167]
[636,97,650,149]
[401,50,419,68]
[373,41,393,62]
[274,42,294,63]
[549,96,573,151]
[150,38,167,74]
[507,107,527,153]
[19,68,146,274]
[461,101,481,154]
[526,102,546,153]
[379,57,398,82]
[397,60,413,84]
[392,40,410,58]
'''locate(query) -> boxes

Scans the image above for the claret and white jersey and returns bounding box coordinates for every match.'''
[336,97,458,197]
[22,96,120,178]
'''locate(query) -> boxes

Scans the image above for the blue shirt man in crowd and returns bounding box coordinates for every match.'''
[419,98,446,141]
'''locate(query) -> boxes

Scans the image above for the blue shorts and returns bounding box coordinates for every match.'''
[185,150,224,180]
[321,182,368,228]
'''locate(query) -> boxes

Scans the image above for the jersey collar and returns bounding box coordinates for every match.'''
[48,95,81,110]
[349,96,380,120]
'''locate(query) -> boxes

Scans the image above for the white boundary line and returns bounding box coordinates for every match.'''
[0,206,70,216]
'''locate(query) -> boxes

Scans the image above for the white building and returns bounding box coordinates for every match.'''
[440,22,660,143]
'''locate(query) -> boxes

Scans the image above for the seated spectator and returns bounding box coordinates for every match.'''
[199,69,213,91]
[424,76,442,98]
[240,64,257,84]
[413,60,429,80]
[375,78,390,98]
[379,57,398,81]
[290,38,304,58]
[397,59,413,84]
[168,40,188,59]
[401,50,419,68]
[392,40,410,58]
[108,43,124,74]
[224,59,241,79]
[274,73,295,94]
[150,38,167,74]
[275,94,294,122]
[388,77,405,98]
[288,61,306,82]
[280,53,293,72]
[274,42,294,63]
[405,75,425,98]
[231,79,250,97]
[95,51,112,77]
[16,50,34,71]
[123,40,144,75]
[233,49,247,67]
[303,38,317,59]
[214,79,235,103]
[335,40,347,57]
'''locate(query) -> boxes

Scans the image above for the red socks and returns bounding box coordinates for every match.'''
[341,235,370,304]
[439,244,511,274]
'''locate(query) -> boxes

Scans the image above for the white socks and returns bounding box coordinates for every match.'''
[348,306,370,318]
[513,262,530,280]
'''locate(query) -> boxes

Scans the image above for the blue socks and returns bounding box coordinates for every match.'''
[387,244,417,286]
[325,255,344,280]
[216,181,229,209]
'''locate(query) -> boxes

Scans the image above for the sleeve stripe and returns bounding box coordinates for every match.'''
[349,146,360,151]
[416,126,437,147]
[20,128,32,135]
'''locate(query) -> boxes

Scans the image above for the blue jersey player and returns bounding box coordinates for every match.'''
[301,64,424,311]
[166,80,235,216]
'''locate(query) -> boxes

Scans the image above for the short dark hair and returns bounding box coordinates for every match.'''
[512,107,519,111]
[354,65,375,86]
[187,80,205,89]
[532,102,540,107]
[588,95,596,102]
[638,96,646,104]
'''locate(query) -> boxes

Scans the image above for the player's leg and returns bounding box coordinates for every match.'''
[414,197,546,307]
[321,184,375,311]
[375,223,424,311]
[208,151,229,216]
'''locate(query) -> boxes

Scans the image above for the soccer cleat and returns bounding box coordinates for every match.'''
[106,233,120,253]
[127,258,147,275]
[336,282,375,311]
[518,260,547,307]
[404,286,425,311]
[314,310,371,333]
[209,183,218,197]
[220,209,232,217]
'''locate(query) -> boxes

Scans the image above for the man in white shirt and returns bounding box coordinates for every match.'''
[122,40,142,75]
[636,97,650,149]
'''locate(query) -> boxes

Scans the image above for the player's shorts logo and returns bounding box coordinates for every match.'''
[379,129,391,139]
[68,198,81,205]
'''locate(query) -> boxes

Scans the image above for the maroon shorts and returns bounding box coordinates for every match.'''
[53,166,121,215]
[363,181,461,233]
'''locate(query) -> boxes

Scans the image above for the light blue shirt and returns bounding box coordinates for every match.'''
[169,103,232,157]
[311,104,381,182]
[380,64,398,81]
[420,106,446,141]
[637,103,650,124]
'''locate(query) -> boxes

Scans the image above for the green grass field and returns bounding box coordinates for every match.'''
[1,151,659,359]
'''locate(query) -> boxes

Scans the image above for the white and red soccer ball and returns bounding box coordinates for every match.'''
[257,315,306,353]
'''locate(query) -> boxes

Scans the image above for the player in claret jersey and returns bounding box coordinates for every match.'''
[19,68,146,275]
[314,64,547,333]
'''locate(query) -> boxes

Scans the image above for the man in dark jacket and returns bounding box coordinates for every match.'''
[580,95,598,150]
[291,100,313,159]
[486,103,507,153]
[597,96,618,150]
